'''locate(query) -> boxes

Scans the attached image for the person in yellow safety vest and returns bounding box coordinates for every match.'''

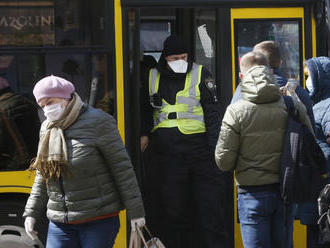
[140,34,232,248]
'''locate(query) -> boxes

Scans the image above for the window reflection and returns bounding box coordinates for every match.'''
[236,20,301,81]
[0,62,40,171]
[92,55,115,116]
[54,0,105,46]
[0,0,106,47]
[140,22,171,61]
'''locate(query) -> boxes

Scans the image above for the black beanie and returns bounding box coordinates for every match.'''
[163,35,188,57]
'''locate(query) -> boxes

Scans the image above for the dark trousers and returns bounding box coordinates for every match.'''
[144,147,232,248]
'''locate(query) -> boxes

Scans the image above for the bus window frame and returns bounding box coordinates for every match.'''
[233,17,303,86]
[230,7,306,94]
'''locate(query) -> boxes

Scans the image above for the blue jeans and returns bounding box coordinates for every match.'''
[46,216,120,248]
[238,191,293,248]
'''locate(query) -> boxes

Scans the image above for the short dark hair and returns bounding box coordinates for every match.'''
[253,40,281,69]
[240,51,269,74]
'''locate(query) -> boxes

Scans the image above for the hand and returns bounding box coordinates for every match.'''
[24,216,38,240]
[131,217,146,231]
[279,86,288,96]
[326,132,330,144]
[140,136,149,152]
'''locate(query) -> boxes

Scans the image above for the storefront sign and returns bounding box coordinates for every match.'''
[0,7,54,46]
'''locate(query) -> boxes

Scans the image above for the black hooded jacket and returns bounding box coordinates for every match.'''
[140,55,221,152]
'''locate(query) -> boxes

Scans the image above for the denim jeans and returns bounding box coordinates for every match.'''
[46,216,120,248]
[237,190,293,248]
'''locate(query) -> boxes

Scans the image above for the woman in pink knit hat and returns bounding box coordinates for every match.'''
[23,75,145,248]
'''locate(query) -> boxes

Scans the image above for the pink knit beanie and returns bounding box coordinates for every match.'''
[33,75,75,102]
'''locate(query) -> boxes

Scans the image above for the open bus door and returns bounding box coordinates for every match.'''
[123,5,236,248]
[121,1,320,248]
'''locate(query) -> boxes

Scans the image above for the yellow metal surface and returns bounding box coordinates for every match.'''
[312,11,317,57]
[0,171,34,193]
[231,7,307,248]
[114,0,127,247]
[115,0,126,142]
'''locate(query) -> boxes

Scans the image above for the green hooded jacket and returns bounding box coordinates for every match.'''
[215,66,288,186]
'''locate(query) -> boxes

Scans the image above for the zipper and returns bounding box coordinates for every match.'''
[59,177,69,223]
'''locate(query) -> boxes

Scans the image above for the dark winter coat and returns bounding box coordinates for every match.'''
[0,87,40,171]
[23,105,145,223]
[297,57,330,225]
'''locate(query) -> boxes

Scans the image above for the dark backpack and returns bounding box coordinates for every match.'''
[318,184,330,244]
[280,96,328,204]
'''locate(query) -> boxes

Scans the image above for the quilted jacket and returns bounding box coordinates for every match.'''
[215,66,288,186]
[23,105,145,223]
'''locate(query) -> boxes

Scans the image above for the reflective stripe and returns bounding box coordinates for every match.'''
[188,63,200,99]
[149,69,159,95]
[176,96,199,106]
[178,112,204,121]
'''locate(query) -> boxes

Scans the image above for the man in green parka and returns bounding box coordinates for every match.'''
[215,51,309,248]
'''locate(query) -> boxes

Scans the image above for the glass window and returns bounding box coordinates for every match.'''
[45,54,90,101]
[0,52,113,172]
[55,0,105,46]
[0,1,114,171]
[140,22,171,61]
[0,5,54,46]
[2,52,112,107]
[0,0,106,47]
[194,9,216,76]
[235,20,301,81]
[92,54,115,116]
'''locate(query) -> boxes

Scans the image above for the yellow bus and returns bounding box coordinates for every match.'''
[0,0,328,247]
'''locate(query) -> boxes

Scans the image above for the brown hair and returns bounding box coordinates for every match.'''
[240,51,269,74]
[253,40,281,69]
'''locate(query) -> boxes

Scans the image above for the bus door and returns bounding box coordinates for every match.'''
[124,6,234,248]
[231,7,315,248]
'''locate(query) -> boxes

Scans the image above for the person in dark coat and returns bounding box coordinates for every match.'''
[0,75,40,171]
[140,35,231,248]
[298,56,330,248]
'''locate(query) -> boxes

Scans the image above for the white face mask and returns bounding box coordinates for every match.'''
[167,59,188,73]
[43,102,65,121]
[306,76,313,93]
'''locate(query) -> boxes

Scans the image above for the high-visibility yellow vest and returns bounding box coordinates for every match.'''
[149,63,206,135]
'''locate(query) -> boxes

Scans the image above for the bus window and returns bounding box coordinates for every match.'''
[235,20,301,81]
[0,0,105,47]
[45,54,90,101]
[140,21,171,61]
[2,55,44,100]
[195,9,216,77]
[92,54,115,116]
[54,0,106,46]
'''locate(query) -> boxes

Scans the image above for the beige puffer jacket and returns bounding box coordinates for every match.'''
[215,66,288,186]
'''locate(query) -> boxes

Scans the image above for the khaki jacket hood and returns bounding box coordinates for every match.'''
[241,65,281,104]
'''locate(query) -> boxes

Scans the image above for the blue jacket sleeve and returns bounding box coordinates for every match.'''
[231,84,242,104]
